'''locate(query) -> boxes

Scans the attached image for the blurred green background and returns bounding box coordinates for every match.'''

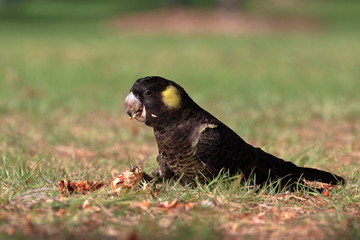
[0,0,359,156]
[1,0,359,115]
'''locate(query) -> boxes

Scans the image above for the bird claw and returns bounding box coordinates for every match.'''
[129,165,154,182]
[151,169,162,178]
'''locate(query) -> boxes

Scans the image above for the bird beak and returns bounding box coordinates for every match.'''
[124,92,146,122]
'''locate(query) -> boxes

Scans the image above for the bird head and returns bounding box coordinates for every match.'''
[124,76,194,128]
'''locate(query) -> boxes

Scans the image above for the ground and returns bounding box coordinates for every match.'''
[0,1,360,239]
[113,8,319,35]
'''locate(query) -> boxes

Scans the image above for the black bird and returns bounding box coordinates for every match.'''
[124,76,345,189]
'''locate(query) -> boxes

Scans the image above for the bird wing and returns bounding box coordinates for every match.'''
[191,123,224,175]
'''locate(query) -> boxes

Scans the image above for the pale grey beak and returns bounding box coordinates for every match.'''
[124,92,146,122]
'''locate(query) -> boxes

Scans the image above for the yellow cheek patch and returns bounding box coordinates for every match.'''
[161,85,181,109]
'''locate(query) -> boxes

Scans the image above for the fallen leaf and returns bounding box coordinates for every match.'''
[5,226,15,235]
[251,213,266,224]
[91,206,102,212]
[155,199,198,211]
[322,190,330,197]
[279,211,297,220]
[130,200,151,210]
[200,199,216,207]
[111,166,143,195]
[157,199,179,209]
[82,199,91,209]
[184,202,197,210]
[55,209,67,219]
[58,179,105,195]
[303,180,339,191]
[149,188,160,198]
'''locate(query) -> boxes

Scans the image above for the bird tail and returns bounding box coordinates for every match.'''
[296,166,346,185]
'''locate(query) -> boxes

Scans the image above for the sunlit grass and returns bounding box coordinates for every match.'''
[0,0,360,239]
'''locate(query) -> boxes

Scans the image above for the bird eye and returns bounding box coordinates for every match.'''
[145,90,153,96]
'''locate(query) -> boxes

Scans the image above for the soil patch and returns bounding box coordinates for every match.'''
[112,8,320,35]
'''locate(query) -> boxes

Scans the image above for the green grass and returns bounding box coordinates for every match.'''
[1,0,360,239]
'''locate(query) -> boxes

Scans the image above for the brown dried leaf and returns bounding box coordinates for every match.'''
[156,199,179,209]
[130,200,151,210]
[131,199,197,213]
[184,202,197,210]
[155,199,197,211]
[57,179,105,196]
[322,190,330,197]
[149,188,160,198]
[55,209,67,219]
[5,225,15,235]
[111,166,143,196]
[279,211,297,221]
[82,199,91,209]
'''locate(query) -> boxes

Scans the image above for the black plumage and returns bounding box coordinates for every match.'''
[124,76,345,189]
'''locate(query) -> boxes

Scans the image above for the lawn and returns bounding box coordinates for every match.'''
[0,0,359,239]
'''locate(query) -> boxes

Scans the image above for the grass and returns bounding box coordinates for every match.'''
[0,0,360,239]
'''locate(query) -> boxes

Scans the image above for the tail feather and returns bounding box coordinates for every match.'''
[296,167,346,185]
